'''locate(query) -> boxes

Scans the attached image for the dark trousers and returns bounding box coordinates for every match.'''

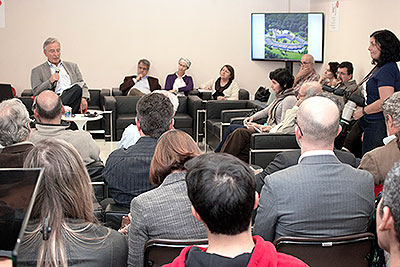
[220,127,252,163]
[360,116,386,155]
[215,124,245,152]
[61,84,83,114]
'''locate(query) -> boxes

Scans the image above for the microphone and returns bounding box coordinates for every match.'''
[51,67,60,89]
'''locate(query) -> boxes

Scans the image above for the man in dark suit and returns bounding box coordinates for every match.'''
[253,96,375,242]
[119,59,161,96]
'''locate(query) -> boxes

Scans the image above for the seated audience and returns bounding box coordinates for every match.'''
[335,61,361,96]
[104,93,174,207]
[254,96,374,241]
[359,92,400,188]
[319,61,339,87]
[119,59,161,96]
[29,90,101,166]
[18,138,127,266]
[376,160,400,266]
[118,90,179,149]
[165,153,307,266]
[165,58,194,96]
[200,64,239,100]
[0,98,34,167]
[127,130,207,267]
[293,54,320,92]
[31,37,89,114]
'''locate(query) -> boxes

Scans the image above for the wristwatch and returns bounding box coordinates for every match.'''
[362,107,367,116]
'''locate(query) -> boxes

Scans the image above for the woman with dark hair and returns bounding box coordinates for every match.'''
[200,64,240,100]
[18,138,127,267]
[215,68,296,160]
[127,130,207,267]
[353,29,400,154]
[319,61,340,87]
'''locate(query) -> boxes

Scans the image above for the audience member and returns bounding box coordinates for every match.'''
[335,61,361,96]
[292,54,320,92]
[219,81,320,162]
[0,98,34,167]
[119,59,161,96]
[18,138,127,266]
[353,29,400,155]
[376,160,400,266]
[104,93,174,207]
[127,130,207,267]
[359,92,400,186]
[118,90,179,149]
[215,67,296,154]
[31,37,89,114]
[30,90,100,166]
[165,58,194,95]
[200,64,239,100]
[319,61,339,87]
[254,96,375,241]
[165,153,307,267]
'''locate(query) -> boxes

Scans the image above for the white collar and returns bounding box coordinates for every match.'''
[383,135,396,145]
[298,150,335,164]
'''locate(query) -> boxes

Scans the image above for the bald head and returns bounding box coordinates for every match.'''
[301,54,315,65]
[35,90,63,122]
[297,96,340,148]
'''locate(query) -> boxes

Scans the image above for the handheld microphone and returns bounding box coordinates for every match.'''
[51,68,60,89]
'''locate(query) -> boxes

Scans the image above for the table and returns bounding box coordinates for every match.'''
[62,113,103,131]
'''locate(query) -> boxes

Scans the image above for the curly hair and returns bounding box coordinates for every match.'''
[370,29,400,66]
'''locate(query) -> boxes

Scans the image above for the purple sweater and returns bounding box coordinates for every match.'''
[165,73,194,95]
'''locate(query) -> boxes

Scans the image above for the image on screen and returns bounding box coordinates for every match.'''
[252,13,324,62]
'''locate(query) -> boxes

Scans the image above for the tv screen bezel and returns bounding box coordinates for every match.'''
[251,12,325,63]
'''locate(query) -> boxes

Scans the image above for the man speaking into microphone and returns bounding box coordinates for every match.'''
[31,37,89,114]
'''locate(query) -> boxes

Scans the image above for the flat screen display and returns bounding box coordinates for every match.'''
[252,13,324,62]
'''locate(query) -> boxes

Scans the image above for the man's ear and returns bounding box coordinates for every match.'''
[33,109,39,120]
[191,206,203,223]
[135,117,141,132]
[61,105,65,114]
[253,192,259,210]
[336,125,343,137]
[169,118,175,130]
[379,206,395,231]
[386,114,394,128]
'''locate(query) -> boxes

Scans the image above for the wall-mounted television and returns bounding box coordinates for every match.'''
[252,13,324,63]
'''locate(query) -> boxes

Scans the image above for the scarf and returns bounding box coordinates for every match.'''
[213,78,233,100]
[267,88,295,126]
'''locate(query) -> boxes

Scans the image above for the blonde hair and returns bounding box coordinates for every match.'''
[23,138,98,267]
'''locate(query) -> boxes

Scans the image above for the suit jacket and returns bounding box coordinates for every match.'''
[256,149,356,193]
[30,61,90,99]
[253,154,374,242]
[0,142,34,168]
[359,137,400,184]
[128,172,207,267]
[119,75,161,95]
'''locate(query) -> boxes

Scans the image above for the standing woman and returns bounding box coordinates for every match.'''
[200,64,240,100]
[353,29,400,155]
[165,57,194,96]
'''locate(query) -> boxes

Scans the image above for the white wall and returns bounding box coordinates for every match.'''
[310,0,400,83]
[0,0,312,96]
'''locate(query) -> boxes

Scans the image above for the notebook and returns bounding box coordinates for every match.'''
[0,168,43,263]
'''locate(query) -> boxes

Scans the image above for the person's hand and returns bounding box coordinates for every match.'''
[171,88,178,93]
[260,125,272,132]
[118,215,131,236]
[136,73,143,81]
[297,65,311,79]
[80,98,88,113]
[203,86,212,91]
[243,116,254,125]
[217,96,226,100]
[49,73,59,84]
[246,122,259,132]
[352,106,364,120]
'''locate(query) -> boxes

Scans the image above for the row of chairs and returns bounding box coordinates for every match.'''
[144,232,375,267]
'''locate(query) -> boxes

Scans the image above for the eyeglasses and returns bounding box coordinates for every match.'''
[299,61,310,66]
[294,116,303,136]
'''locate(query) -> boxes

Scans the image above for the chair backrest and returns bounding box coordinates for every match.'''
[249,133,299,168]
[144,239,208,267]
[115,95,142,114]
[273,233,375,267]
[0,84,14,102]
[238,88,250,100]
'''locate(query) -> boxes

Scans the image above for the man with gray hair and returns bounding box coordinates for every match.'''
[292,54,320,92]
[31,37,90,114]
[29,90,100,166]
[0,98,34,167]
[254,96,374,241]
[119,59,161,96]
[376,160,400,266]
[359,91,400,186]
